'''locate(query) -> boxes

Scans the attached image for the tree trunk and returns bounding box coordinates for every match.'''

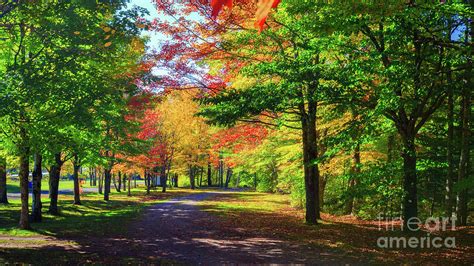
[301,110,321,224]
[189,165,195,189]
[127,174,131,197]
[145,169,150,195]
[224,168,232,188]
[112,173,118,192]
[122,174,126,191]
[89,167,93,187]
[117,172,122,193]
[18,140,30,229]
[98,169,103,194]
[346,143,361,215]
[0,157,8,204]
[104,168,112,201]
[444,17,455,215]
[73,153,81,205]
[199,167,203,187]
[161,165,167,193]
[401,134,418,228]
[218,153,224,187]
[320,174,328,209]
[93,168,97,186]
[207,162,212,187]
[457,83,471,226]
[31,153,43,222]
[48,153,62,215]
[151,170,156,188]
[445,81,455,218]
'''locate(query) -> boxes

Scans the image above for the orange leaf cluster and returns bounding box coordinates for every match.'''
[210,0,281,31]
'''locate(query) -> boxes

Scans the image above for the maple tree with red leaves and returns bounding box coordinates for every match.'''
[210,0,281,31]
[210,124,268,168]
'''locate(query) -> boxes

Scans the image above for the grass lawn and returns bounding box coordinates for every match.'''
[6,179,94,194]
[0,187,194,264]
[197,192,474,264]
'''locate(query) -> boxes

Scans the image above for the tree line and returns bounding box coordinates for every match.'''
[0,1,149,229]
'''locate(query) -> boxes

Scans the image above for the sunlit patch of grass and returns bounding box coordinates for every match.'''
[198,192,290,214]
[6,179,95,194]
[197,191,474,264]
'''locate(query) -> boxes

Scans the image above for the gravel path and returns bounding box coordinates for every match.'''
[121,192,348,264]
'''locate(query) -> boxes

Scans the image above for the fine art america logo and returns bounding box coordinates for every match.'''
[377,215,456,249]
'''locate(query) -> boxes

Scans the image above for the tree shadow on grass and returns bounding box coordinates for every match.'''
[197,196,474,264]
[0,198,143,237]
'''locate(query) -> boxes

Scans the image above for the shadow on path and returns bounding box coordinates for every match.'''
[0,192,354,264]
[76,192,352,264]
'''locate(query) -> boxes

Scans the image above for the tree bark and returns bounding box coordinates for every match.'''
[401,134,418,228]
[301,107,321,224]
[218,152,224,187]
[123,175,127,191]
[457,82,471,226]
[31,153,43,222]
[127,174,131,197]
[445,80,455,218]
[112,173,118,192]
[189,165,195,189]
[199,166,203,187]
[207,162,212,187]
[73,153,81,205]
[224,167,232,188]
[117,171,122,193]
[104,167,112,201]
[89,167,93,187]
[346,143,361,215]
[161,165,167,193]
[98,168,103,194]
[93,168,97,186]
[0,157,8,204]
[145,169,151,194]
[320,174,328,209]
[48,153,62,215]
[18,137,30,229]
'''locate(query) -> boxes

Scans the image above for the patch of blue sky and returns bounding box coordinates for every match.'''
[127,0,212,91]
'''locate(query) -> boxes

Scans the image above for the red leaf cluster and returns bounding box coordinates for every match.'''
[210,0,281,31]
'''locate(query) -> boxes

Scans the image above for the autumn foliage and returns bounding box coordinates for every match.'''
[211,0,281,31]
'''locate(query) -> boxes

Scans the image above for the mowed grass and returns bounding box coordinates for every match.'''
[6,179,94,194]
[197,192,474,264]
